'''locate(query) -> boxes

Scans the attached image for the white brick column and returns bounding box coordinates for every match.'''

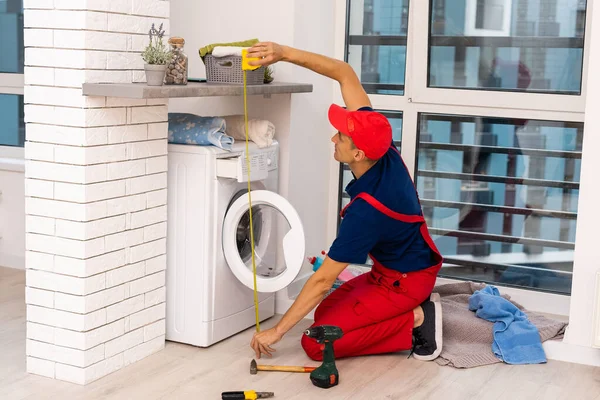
[23,0,170,385]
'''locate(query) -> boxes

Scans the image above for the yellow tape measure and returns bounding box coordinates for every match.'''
[241,49,261,332]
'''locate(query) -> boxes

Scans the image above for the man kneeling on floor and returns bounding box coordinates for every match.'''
[247,42,444,362]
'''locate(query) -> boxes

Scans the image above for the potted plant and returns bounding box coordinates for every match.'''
[142,23,172,86]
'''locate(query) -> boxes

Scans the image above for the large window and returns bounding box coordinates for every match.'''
[0,0,25,149]
[0,94,24,147]
[339,0,588,295]
[346,0,410,95]
[416,114,581,294]
[429,0,586,93]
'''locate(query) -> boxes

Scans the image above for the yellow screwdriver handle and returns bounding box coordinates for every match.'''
[244,391,258,400]
[242,49,260,71]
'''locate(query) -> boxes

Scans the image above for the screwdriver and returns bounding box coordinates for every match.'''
[221,391,274,400]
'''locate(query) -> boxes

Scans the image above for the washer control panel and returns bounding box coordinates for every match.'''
[265,148,278,171]
[216,144,279,182]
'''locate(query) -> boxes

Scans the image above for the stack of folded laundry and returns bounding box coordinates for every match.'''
[199,38,259,60]
[168,113,275,150]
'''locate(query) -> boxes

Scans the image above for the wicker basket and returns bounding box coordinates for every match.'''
[204,54,264,85]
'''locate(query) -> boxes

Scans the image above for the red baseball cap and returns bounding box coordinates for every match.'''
[328,104,392,160]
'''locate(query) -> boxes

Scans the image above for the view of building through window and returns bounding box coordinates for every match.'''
[429,0,586,93]
[0,0,24,147]
[416,113,581,294]
[0,94,24,147]
[346,0,409,95]
[342,0,587,294]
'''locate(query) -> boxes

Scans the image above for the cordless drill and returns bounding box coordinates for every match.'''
[304,325,343,389]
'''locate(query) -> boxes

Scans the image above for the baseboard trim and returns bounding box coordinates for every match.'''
[544,339,600,367]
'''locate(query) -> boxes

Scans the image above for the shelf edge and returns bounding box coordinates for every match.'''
[82,82,314,99]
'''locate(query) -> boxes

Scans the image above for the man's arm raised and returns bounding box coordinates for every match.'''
[246,42,371,111]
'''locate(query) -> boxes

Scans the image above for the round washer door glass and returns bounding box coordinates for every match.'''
[222,190,305,293]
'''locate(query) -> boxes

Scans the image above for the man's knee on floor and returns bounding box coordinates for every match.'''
[300,334,323,361]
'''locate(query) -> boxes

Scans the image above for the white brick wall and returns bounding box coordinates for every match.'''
[27,357,56,379]
[55,353,124,385]
[26,287,55,308]
[24,0,169,385]
[145,286,166,307]
[26,339,106,367]
[147,189,168,208]
[105,328,144,358]
[27,305,107,331]
[123,335,165,366]
[106,261,145,287]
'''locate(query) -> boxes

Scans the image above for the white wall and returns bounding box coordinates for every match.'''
[169,0,337,307]
[565,0,600,349]
[0,165,25,269]
[287,0,337,269]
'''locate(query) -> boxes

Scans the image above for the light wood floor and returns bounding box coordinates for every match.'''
[1,266,599,400]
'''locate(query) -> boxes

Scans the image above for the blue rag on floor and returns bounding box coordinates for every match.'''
[468,286,546,365]
[168,113,234,150]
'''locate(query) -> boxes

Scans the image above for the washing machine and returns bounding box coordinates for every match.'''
[165,140,305,347]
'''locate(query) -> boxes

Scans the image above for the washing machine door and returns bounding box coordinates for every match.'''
[222,190,305,293]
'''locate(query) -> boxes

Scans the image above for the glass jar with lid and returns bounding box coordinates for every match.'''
[165,37,188,85]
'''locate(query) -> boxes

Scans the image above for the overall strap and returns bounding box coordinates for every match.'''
[340,193,426,224]
[340,149,444,268]
[341,191,444,267]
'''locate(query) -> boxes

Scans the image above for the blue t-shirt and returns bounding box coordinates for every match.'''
[327,108,436,273]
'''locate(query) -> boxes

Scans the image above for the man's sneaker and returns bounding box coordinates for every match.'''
[410,292,443,361]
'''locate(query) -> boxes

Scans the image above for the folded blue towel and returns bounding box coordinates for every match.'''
[168,113,234,150]
[468,286,546,365]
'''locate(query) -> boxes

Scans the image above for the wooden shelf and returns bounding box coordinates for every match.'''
[82,81,313,99]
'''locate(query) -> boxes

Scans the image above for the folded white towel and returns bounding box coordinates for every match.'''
[212,46,247,58]
[223,115,275,148]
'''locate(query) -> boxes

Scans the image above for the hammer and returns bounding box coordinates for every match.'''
[250,359,317,375]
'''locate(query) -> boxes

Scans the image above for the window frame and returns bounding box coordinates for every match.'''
[0,0,26,158]
[330,0,589,210]
[0,73,24,94]
[329,0,590,302]
[0,72,25,159]
[415,110,583,296]
[409,0,591,113]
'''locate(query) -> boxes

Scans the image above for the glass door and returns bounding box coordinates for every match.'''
[222,190,306,293]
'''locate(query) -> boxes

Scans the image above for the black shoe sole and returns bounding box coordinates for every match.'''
[413,293,443,361]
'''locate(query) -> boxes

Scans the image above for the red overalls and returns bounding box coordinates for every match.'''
[301,191,444,361]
